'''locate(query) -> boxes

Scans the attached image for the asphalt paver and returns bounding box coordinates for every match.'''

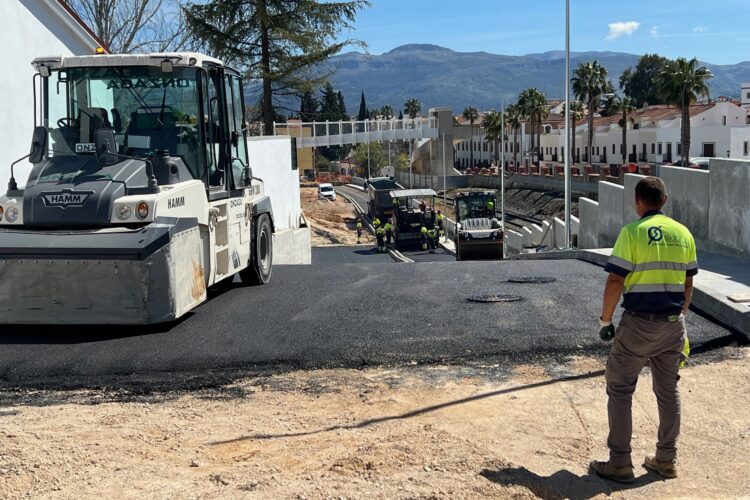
[0,260,736,384]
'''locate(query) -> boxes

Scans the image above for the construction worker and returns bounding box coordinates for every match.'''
[372,216,381,231]
[355,218,363,244]
[485,198,495,216]
[420,226,428,251]
[384,220,393,247]
[427,227,437,253]
[436,210,445,240]
[590,177,697,484]
[375,225,386,253]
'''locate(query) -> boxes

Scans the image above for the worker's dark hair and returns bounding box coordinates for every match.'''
[635,176,667,208]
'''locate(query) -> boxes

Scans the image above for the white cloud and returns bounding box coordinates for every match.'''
[693,26,709,33]
[605,21,641,40]
[650,25,660,38]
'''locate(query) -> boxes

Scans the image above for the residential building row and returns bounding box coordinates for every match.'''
[454,88,750,168]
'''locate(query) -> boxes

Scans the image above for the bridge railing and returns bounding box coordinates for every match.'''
[273,117,438,147]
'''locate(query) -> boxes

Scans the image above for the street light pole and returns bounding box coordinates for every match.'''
[564,0,572,249]
[501,98,506,258]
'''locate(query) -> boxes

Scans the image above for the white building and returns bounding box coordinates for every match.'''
[0,0,104,189]
[537,100,750,165]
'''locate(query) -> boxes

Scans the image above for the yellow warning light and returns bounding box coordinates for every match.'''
[95,47,105,54]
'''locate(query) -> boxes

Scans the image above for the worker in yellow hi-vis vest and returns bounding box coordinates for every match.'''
[591,177,697,484]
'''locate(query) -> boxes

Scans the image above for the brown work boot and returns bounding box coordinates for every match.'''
[644,455,678,479]
[589,460,635,483]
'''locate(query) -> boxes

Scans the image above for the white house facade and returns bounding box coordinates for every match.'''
[0,0,103,189]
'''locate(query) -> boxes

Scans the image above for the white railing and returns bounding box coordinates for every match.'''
[273,117,439,148]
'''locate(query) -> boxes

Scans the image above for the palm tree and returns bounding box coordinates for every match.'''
[481,110,502,164]
[517,88,547,164]
[462,106,479,167]
[562,100,585,164]
[571,60,613,162]
[658,57,713,166]
[380,104,394,119]
[403,98,422,119]
[505,104,522,166]
[607,95,636,163]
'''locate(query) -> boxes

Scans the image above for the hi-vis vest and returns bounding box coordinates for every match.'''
[605,210,698,315]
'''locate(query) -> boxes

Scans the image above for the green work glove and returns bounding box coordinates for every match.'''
[598,318,615,342]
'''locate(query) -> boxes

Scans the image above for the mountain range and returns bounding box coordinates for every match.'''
[316,44,750,114]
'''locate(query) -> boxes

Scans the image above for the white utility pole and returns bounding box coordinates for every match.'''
[501,98,506,258]
[563,0,572,249]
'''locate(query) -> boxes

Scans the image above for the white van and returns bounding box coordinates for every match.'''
[318,183,336,201]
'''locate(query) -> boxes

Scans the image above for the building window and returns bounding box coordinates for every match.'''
[651,143,655,154]
[612,144,615,154]
[744,141,749,156]
[658,143,662,155]
[722,115,727,126]
[677,143,681,155]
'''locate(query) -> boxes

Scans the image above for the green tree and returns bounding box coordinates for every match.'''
[620,54,671,108]
[518,88,547,164]
[319,82,345,121]
[571,60,613,162]
[562,100,585,163]
[353,142,386,175]
[357,91,369,121]
[397,110,404,120]
[504,104,522,165]
[658,57,713,165]
[607,96,636,163]
[298,89,319,121]
[395,153,409,171]
[481,110,502,163]
[462,106,479,167]
[184,0,369,134]
[403,98,422,119]
[380,104,394,119]
[336,91,347,119]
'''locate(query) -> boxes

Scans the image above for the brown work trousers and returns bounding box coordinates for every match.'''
[605,311,686,468]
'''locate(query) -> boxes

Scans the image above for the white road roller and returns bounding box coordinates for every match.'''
[0,52,274,324]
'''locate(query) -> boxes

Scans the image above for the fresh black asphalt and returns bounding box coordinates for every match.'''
[0,257,735,384]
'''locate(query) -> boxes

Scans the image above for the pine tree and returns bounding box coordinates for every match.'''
[184,0,369,134]
[357,91,369,121]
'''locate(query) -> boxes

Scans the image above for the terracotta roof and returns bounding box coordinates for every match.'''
[56,0,110,53]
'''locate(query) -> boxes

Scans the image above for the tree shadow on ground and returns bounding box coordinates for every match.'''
[480,466,664,500]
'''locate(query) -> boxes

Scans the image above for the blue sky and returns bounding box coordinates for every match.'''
[339,0,750,65]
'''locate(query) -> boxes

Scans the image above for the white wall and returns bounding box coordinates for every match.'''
[0,0,99,190]
[247,136,301,230]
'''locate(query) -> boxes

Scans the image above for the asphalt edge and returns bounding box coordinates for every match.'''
[510,249,750,340]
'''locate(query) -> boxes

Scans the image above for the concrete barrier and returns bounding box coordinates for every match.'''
[521,226,534,247]
[623,173,646,224]
[578,197,600,249]
[598,181,624,247]
[273,227,312,264]
[529,223,545,246]
[539,220,554,248]
[553,217,566,248]
[506,229,524,254]
[708,159,750,257]
[660,166,710,245]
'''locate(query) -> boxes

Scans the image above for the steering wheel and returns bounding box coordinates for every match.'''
[57,117,76,128]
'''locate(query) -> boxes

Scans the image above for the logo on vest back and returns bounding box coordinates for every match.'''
[41,190,94,209]
[647,226,663,245]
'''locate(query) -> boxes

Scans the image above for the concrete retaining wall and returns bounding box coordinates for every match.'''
[395,171,470,190]
[623,173,646,224]
[506,230,524,254]
[660,166,710,244]
[578,197,600,249]
[249,136,301,230]
[598,182,624,247]
[708,159,750,257]
[505,174,598,195]
[273,227,311,264]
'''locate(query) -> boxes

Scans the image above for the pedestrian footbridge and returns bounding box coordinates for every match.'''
[274,117,439,148]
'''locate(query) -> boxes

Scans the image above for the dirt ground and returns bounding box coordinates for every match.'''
[301,187,365,246]
[1,348,748,499]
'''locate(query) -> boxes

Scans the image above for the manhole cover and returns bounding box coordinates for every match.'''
[467,294,524,303]
[507,276,557,284]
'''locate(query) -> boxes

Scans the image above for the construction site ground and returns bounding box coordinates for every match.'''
[1,349,748,499]
[301,186,361,246]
